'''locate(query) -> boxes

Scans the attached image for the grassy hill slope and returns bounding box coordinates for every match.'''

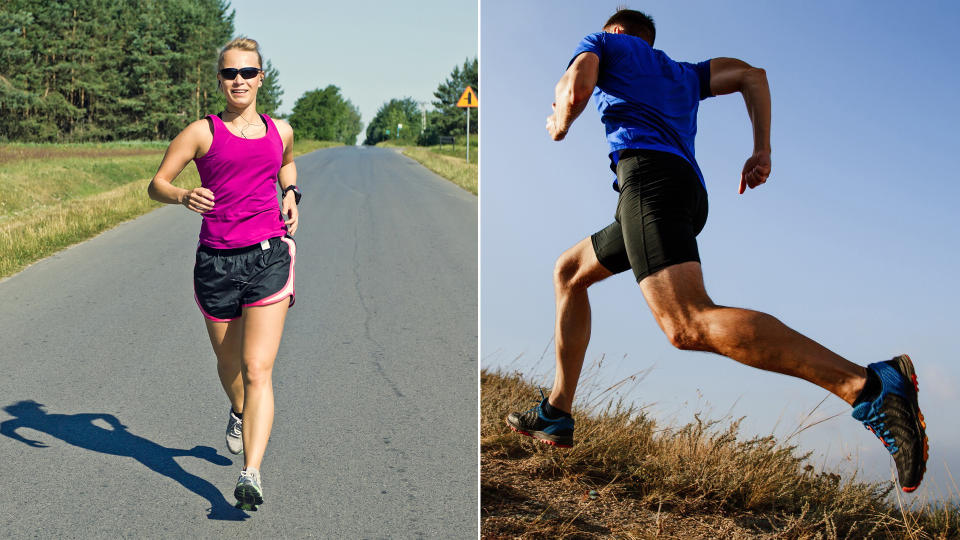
[481,369,959,539]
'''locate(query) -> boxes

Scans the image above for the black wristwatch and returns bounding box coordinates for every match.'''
[282,185,301,204]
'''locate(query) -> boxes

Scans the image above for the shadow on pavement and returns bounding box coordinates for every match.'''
[0,400,248,521]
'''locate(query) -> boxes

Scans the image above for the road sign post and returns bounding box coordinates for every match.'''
[456,86,478,163]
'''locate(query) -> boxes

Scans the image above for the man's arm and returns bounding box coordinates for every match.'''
[547,52,599,141]
[709,57,771,194]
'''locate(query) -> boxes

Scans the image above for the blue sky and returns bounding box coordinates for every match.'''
[227,0,478,130]
[480,1,960,500]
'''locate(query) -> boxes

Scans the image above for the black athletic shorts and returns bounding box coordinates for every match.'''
[591,149,708,282]
[193,235,296,322]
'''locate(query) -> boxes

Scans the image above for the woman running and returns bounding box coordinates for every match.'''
[147,37,300,510]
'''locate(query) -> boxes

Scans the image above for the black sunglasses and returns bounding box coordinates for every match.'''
[219,67,262,80]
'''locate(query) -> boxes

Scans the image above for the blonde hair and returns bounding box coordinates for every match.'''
[217,37,262,70]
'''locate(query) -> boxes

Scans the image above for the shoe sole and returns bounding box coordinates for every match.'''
[893,354,928,493]
[234,483,264,509]
[506,417,573,448]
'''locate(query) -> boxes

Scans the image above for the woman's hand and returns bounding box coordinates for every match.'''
[181,187,215,213]
[282,191,298,235]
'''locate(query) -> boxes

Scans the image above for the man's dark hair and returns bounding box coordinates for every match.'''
[603,8,656,45]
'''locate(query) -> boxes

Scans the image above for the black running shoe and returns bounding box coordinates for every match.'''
[506,389,574,448]
[852,355,928,492]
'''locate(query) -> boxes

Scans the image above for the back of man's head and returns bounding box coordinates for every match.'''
[603,8,656,46]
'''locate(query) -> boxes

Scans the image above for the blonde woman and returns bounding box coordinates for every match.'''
[148,37,300,510]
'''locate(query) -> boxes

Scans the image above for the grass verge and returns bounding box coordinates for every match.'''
[292,139,344,154]
[0,140,340,279]
[376,140,478,195]
[400,147,477,195]
[481,368,959,539]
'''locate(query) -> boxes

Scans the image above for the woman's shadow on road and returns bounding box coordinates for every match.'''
[0,400,248,521]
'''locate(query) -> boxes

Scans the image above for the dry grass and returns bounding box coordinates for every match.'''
[375,139,477,194]
[399,146,478,195]
[0,152,166,219]
[0,140,339,278]
[482,368,960,539]
[0,178,169,277]
[292,139,344,154]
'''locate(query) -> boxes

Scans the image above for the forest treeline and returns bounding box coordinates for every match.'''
[0,0,276,142]
[1,1,474,147]
[364,57,477,146]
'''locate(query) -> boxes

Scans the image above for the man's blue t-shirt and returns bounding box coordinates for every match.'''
[569,32,713,190]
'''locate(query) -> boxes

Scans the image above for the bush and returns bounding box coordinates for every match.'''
[417,126,441,146]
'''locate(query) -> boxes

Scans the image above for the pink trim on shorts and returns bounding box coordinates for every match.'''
[194,290,239,322]
[243,236,296,309]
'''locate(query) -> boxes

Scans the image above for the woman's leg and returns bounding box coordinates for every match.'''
[204,318,245,414]
[239,300,288,470]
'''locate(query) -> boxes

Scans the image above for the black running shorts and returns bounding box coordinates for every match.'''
[193,235,296,322]
[591,149,708,282]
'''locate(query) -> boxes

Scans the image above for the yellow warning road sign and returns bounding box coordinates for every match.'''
[456,86,478,108]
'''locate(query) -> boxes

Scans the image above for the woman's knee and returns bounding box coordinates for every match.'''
[242,358,274,386]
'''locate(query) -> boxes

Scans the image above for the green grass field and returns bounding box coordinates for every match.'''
[0,140,341,279]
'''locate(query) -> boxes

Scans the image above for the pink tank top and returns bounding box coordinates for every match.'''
[194,113,286,248]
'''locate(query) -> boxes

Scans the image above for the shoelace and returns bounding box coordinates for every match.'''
[861,411,899,453]
[240,469,261,486]
[230,418,243,437]
[520,387,548,415]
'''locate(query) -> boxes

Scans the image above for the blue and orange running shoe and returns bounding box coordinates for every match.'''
[506,389,574,448]
[852,354,928,492]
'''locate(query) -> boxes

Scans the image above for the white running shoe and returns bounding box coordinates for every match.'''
[226,409,243,455]
[234,467,263,510]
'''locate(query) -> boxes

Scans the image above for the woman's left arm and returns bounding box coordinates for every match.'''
[276,119,298,235]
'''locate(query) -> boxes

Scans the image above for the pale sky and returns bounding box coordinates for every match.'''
[481,0,960,500]
[228,0,478,128]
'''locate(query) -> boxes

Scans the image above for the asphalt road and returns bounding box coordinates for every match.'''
[0,146,477,538]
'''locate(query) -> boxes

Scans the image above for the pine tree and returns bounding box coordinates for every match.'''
[0,0,243,141]
[431,57,478,137]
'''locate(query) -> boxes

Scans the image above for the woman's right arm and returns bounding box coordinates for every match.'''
[147,120,216,213]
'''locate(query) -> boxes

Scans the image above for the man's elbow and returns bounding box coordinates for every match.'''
[743,67,767,87]
[556,83,591,109]
[571,82,594,106]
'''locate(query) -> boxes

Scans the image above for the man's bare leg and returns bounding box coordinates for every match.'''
[638,261,867,404]
[548,237,613,412]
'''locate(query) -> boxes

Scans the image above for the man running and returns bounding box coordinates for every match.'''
[506,8,928,492]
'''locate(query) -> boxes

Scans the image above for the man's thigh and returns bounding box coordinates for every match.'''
[615,150,708,282]
[638,261,712,325]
